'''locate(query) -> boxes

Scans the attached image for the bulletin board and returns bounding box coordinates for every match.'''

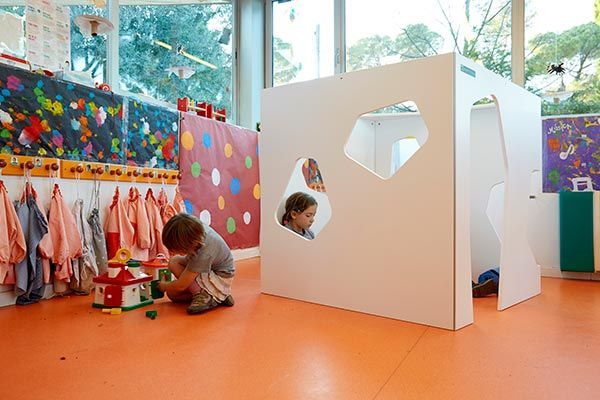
[126,99,179,169]
[0,63,126,163]
[543,115,600,192]
[179,113,260,249]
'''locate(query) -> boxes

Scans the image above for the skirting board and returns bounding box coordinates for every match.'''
[232,247,260,261]
[541,266,600,281]
[0,284,54,308]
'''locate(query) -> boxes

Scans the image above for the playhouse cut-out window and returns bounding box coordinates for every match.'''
[276,158,332,240]
[345,101,428,179]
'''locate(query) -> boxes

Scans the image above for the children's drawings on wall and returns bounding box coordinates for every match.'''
[126,99,179,169]
[302,158,326,192]
[543,115,600,192]
[179,114,260,249]
[0,63,126,163]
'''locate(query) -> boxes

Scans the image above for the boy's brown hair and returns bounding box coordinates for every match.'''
[162,214,206,254]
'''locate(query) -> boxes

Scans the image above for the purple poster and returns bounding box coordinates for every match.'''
[543,115,600,193]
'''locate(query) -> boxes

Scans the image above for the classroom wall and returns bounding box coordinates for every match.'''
[0,175,176,304]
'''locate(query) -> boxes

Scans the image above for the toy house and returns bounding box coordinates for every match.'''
[93,256,153,311]
[142,255,172,299]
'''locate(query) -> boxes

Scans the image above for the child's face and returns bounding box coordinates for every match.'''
[291,205,317,230]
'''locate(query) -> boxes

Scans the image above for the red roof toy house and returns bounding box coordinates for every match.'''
[92,249,153,311]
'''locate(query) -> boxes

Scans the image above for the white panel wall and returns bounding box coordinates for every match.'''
[345,118,376,172]
[261,54,541,329]
[261,54,457,329]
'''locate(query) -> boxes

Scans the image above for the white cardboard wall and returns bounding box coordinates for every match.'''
[260,53,541,330]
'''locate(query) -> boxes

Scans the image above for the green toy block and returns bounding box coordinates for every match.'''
[150,280,164,299]
[159,269,172,282]
[146,310,157,320]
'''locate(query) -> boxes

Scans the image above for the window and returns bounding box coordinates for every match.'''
[0,4,107,82]
[525,0,600,115]
[119,2,233,111]
[70,5,107,83]
[345,0,511,77]
[272,0,334,86]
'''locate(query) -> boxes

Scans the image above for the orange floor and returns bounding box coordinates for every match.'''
[1,257,600,400]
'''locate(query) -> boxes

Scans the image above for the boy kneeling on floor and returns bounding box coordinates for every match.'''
[158,214,235,315]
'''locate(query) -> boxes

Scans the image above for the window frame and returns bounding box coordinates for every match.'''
[266,0,526,88]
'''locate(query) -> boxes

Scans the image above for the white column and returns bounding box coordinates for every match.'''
[511,0,525,87]
[236,0,264,129]
[334,0,346,75]
[106,0,120,89]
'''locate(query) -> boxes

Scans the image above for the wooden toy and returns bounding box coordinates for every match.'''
[92,248,154,311]
[177,97,227,122]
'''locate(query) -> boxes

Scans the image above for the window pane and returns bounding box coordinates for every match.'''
[119,3,233,111]
[345,0,511,78]
[0,4,106,83]
[272,0,334,86]
[525,0,599,116]
[69,5,107,83]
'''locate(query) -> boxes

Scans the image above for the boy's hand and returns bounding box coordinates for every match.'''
[158,279,169,293]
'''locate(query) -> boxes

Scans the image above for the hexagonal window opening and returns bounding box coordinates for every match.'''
[344,101,429,180]
[276,158,332,240]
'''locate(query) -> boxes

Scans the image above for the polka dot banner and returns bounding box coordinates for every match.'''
[181,131,194,150]
[199,209,212,225]
[212,168,221,186]
[224,143,233,158]
[227,217,236,233]
[253,183,261,200]
[230,177,241,195]
[179,114,260,248]
[202,132,212,148]
[191,162,201,177]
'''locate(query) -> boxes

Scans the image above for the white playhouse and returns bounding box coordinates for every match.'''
[260,53,541,330]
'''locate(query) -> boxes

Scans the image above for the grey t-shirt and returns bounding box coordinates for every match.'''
[185,224,235,277]
[283,221,315,240]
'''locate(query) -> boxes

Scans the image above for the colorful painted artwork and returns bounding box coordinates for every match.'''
[179,114,260,249]
[302,158,326,192]
[0,63,125,162]
[126,99,179,169]
[543,115,600,192]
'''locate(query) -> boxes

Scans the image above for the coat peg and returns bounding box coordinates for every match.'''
[0,159,7,169]
[142,172,149,178]
[177,173,182,180]
[45,162,59,172]
[21,160,35,170]
[70,164,84,173]
[162,172,169,179]
[110,168,123,176]
[148,171,155,178]
[133,170,140,177]
[95,167,104,175]
[170,173,178,180]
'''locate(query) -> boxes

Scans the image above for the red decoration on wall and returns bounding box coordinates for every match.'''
[179,114,260,249]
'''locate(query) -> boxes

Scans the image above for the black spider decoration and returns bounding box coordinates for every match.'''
[547,62,566,75]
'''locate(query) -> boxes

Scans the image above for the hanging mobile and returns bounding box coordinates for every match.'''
[547,62,565,75]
